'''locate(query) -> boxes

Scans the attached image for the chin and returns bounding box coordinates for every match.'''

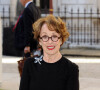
[47,50,59,55]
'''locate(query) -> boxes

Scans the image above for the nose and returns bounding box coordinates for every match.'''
[48,37,53,43]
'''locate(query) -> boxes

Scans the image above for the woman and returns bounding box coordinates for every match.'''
[19,15,79,90]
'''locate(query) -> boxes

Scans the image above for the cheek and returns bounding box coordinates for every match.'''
[56,41,61,49]
[56,40,61,45]
[39,41,46,48]
[53,41,61,50]
[56,43,61,49]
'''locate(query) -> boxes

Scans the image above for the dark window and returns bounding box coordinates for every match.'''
[40,0,49,13]
[33,0,36,4]
[40,0,49,9]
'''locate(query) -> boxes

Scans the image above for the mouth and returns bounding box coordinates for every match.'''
[47,46,55,50]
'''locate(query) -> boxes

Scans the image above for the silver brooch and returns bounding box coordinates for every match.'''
[34,55,43,64]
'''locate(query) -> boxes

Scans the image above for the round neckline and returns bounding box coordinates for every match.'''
[42,56,63,65]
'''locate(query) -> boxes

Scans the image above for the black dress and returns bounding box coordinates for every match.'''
[19,56,79,90]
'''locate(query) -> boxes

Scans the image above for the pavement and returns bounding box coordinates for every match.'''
[0,48,100,90]
[60,48,100,57]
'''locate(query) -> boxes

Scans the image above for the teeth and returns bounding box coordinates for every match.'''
[47,47,54,49]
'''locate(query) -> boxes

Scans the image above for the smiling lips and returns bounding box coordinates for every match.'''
[47,46,55,50]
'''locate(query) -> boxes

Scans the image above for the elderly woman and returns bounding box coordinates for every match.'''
[19,15,79,90]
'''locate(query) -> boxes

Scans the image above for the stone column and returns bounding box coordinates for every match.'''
[10,0,17,24]
[36,0,40,7]
[97,0,100,9]
[0,17,2,85]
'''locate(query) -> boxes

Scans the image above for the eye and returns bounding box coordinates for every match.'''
[42,35,48,39]
[52,35,58,38]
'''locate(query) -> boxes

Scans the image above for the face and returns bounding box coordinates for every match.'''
[39,24,62,56]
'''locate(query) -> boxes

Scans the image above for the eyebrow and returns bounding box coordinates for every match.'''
[41,31,57,34]
[41,32,59,36]
[40,32,47,35]
[41,32,47,34]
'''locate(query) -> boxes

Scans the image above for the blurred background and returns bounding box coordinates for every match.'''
[1,0,100,56]
[0,0,100,90]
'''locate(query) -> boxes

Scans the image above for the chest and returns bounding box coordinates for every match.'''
[29,63,68,90]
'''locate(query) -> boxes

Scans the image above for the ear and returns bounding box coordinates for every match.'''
[60,37,63,45]
[60,40,62,45]
[39,42,42,46]
[60,41,62,45]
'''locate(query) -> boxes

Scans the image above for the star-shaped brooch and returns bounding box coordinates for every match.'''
[34,55,43,65]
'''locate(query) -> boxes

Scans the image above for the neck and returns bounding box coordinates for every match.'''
[43,52,62,63]
[24,0,32,6]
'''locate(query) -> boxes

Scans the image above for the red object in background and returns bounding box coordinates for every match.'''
[12,15,21,32]
[49,0,53,14]
[12,12,23,32]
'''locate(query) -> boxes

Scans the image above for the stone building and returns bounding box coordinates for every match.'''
[0,0,100,49]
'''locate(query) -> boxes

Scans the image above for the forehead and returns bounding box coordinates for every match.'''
[40,23,59,35]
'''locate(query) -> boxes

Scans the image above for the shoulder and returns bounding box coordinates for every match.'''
[27,2,38,10]
[24,57,35,66]
[29,2,35,7]
[24,3,39,14]
[61,56,79,71]
[61,56,79,76]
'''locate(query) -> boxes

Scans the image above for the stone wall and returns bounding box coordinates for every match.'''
[53,0,99,12]
[0,18,2,84]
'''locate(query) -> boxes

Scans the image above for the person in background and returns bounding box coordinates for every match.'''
[13,0,41,57]
[19,15,79,90]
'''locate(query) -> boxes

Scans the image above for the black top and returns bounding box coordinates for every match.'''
[19,56,79,90]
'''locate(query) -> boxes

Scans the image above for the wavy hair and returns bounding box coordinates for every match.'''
[33,15,69,46]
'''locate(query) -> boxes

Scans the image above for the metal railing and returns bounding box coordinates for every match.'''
[1,5,100,47]
[0,4,10,27]
[52,7,100,46]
